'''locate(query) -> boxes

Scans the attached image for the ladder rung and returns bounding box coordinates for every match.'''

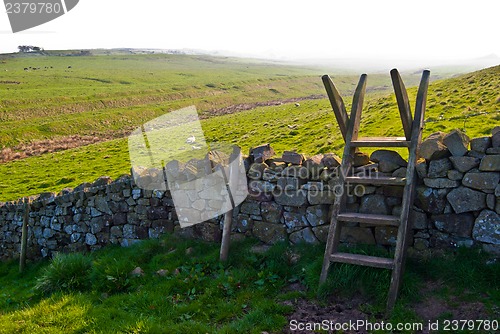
[345,176,406,186]
[337,212,400,226]
[330,252,394,269]
[351,137,410,147]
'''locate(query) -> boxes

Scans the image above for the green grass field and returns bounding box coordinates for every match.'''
[1,55,498,202]
[0,237,500,333]
[0,236,498,333]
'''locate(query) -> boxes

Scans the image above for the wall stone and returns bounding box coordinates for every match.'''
[1,129,499,260]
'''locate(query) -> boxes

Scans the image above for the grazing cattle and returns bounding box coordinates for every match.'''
[24,68,28,71]
[67,66,72,69]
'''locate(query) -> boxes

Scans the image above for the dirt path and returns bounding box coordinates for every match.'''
[280,281,495,334]
[0,95,324,163]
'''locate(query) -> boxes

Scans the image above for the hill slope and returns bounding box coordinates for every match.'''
[0,65,499,201]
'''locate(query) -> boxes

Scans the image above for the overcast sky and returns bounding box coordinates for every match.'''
[1,0,499,65]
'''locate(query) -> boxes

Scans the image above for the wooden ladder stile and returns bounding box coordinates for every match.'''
[319,69,430,314]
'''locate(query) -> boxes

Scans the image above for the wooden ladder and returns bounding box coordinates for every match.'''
[319,69,430,313]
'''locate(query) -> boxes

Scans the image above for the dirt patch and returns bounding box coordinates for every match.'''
[0,134,115,163]
[1,96,324,163]
[282,295,374,334]
[281,280,495,334]
[199,95,324,119]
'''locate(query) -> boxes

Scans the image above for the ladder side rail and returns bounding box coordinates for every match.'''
[319,74,367,284]
[387,70,430,313]
[390,69,413,141]
[322,75,349,142]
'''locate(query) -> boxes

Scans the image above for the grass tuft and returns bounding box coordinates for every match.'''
[35,253,92,295]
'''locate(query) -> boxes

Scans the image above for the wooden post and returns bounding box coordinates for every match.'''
[19,197,30,273]
[220,146,241,262]
[219,210,233,262]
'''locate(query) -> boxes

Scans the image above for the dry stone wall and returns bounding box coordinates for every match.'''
[1,128,499,260]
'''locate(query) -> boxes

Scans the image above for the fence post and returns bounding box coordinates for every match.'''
[19,197,30,273]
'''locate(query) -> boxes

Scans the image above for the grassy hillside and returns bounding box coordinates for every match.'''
[0,57,498,201]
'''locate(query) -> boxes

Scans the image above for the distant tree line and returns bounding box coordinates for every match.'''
[18,45,44,53]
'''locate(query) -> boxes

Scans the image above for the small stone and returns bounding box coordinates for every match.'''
[283,209,308,231]
[281,150,304,165]
[303,154,326,179]
[423,178,460,188]
[185,247,194,255]
[352,152,370,167]
[472,210,500,244]
[307,190,336,205]
[240,201,261,215]
[413,238,430,250]
[462,171,499,190]
[359,194,389,215]
[392,167,407,178]
[370,150,407,167]
[248,162,268,180]
[486,194,495,210]
[378,160,401,173]
[306,205,330,227]
[442,129,469,156]
[447,186,486,214]
[130,267,145,277]
[340,227,376,245]
[252,221,286,244]
[419,132,450,160]
[492,126,500,148]
[374,227,398,246]
[447,169,464,181]
[431,213,474,237]
[274,189,308,207]
[85,233,97,246]
[470,137,492,153]
[486,147,500,155]
[321,153,342,168]
[260,202,283,223]
[282,166,309,179]
[277,177,306,191]
[250,144,274,163]
[289,227,319,244]
[428,158,452,178]
[468,150,486,159]
[411,209,428,229]
[416,159,428,179]
[156,269,169,277]
[416,186,449,214]
[233,214,254,233]
[449,156,480,173]
[479,155,500,171]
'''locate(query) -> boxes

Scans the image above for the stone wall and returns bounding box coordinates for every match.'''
[1,128,499,260]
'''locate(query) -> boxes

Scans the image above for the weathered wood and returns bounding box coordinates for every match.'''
[337,212,400,226]
[351,137,410,148]
[19,197,30,273]
[345,176,406,186]
[322,75,349,142]
[319,74,366,284]
[386,69,430,314]
[219,211,233,262]
[319,69,430,316]
[330,253,394,269]
[220,146,242,262]
[390,69,413,140]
